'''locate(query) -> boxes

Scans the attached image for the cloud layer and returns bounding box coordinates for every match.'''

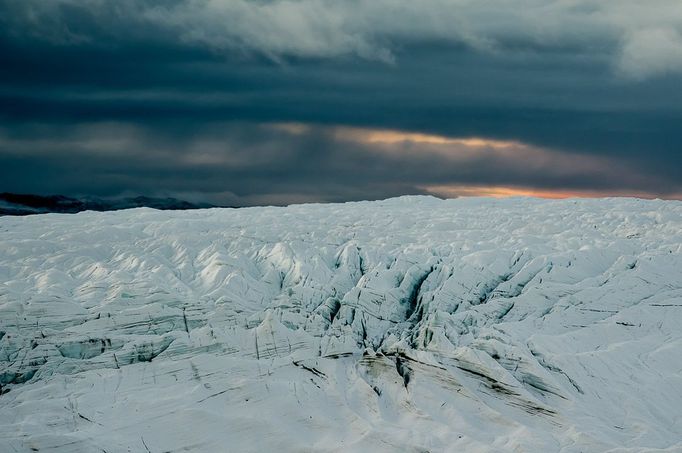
[1,121,678,205]
[1,1,681,202]
[4,0,682,78]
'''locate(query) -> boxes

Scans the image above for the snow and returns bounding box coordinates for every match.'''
[1,196,681,452]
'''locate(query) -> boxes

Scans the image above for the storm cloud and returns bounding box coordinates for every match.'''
[1,121,678,205]
[1,0,681,203]
[5,0,682,77]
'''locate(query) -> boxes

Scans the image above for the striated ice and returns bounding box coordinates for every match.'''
[1,196,681,452]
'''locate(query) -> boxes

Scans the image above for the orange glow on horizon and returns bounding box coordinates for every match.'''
[268,122,682,201]
[336,128,517,149]
[422,184,681,200]
[270,122,517,149]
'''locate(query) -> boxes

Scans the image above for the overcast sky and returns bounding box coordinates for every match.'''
[1,0,681,205]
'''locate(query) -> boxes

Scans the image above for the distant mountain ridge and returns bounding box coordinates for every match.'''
[0,193,218,216]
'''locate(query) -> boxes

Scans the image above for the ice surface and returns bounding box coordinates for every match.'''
[1,196,681,452]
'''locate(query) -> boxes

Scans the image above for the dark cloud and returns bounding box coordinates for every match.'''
[1,0,681,203]
[4,0,682,76]
[1,121,679,205]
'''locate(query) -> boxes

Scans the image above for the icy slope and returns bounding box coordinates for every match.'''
[1,196,681,452]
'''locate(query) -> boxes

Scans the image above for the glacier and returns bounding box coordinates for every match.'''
[1,196,681,452]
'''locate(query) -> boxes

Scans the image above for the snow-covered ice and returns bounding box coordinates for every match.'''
[1,196,681,452]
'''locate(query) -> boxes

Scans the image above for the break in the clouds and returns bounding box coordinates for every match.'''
[1,121,679,205]
[1,0,682,204]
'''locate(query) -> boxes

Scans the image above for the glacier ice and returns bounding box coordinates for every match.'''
[1,196,681,452]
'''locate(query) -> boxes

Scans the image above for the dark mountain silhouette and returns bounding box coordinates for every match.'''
[0,193,220,216]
